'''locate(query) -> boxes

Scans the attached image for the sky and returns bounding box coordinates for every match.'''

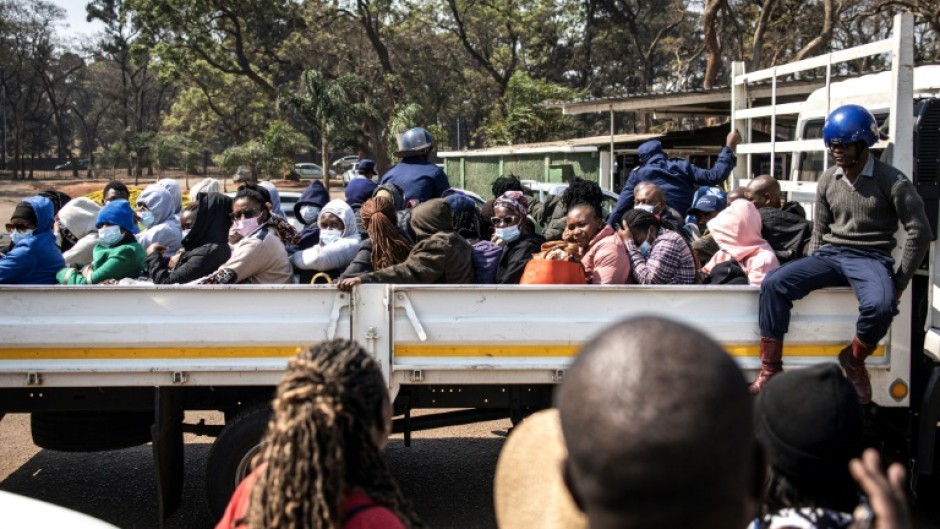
[50,0,105,40]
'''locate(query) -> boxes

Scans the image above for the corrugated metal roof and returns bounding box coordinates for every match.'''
[438,132,661,158]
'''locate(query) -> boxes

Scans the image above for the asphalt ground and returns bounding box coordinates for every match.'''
[0,412,508,529]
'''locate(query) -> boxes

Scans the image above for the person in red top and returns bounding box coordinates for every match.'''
[215,340,423,529]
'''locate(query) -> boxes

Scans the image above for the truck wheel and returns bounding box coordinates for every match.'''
[205,404,271,520]
[31,411,153,452]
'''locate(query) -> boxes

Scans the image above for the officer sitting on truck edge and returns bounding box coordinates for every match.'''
[754,104,932,403]
[380,127,450,205]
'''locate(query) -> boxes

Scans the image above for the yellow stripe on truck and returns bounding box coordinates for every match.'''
[393,344,885,358]
[0,343,885,360]
[0,346,303,360]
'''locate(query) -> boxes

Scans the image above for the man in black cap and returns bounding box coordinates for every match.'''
[356,159,377,181]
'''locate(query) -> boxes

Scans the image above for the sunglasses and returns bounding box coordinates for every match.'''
[490,216,518,227]
[5,222,32,232]
[230,209,261,220]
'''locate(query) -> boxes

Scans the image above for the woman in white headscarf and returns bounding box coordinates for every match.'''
[289,199,361,278]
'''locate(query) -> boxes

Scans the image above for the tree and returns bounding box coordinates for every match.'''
[478,71,579,146]
[279,69,361,188]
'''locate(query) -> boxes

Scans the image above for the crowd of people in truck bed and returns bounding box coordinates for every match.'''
[0,130,809,290]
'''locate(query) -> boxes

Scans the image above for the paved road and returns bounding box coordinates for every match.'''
[4,411,940,529]
[0,412,508,529]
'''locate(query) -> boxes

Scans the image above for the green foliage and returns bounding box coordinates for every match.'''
[153,134,204,174]
[478,72,580,146]
[216,121,310,180]
[386,103,449,159]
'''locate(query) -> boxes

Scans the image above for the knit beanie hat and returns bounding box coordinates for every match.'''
[345,178,378,208]
[444,193,477,214]
[755,363,863,484]
[96,199,139,234]
[11,201,37,226]
[58,197,101,238]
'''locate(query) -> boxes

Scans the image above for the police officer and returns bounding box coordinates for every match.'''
[380,127,450,205]
[753,105,931,403]
[607,130,741,227]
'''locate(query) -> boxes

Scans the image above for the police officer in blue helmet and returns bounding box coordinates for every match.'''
[380,127,451,206]
[754,104,931,404]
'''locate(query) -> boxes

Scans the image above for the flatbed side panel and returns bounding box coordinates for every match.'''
[387,285,905,407]
[0,286,352,387]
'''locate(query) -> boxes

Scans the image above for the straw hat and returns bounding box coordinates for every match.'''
[494,409,587,529]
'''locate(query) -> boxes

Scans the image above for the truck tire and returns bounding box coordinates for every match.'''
[31,411,153,452]
[205,403,271,520]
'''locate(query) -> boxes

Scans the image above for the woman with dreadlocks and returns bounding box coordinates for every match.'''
[561,178,631,284]
[215,339,423,529]
[340,197,413,279]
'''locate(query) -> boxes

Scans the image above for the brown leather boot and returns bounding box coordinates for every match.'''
[749,337,784,395]
[839,337,876,404]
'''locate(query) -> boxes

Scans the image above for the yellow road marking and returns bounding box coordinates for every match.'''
[0,346,302,360]
[394,344,885,358]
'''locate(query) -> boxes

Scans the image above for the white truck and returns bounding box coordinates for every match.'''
[1,12,939,527]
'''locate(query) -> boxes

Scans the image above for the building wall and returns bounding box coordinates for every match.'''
[443,152,600,196]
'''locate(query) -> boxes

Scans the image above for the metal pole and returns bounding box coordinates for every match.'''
[609,108,615,191]
[1,69,7,171]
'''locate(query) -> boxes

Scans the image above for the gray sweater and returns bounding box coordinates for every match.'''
[810,156,931,291]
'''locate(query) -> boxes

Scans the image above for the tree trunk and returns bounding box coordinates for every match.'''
[321,136,331,189]
[793,0,835,61]
[702,0,723,89]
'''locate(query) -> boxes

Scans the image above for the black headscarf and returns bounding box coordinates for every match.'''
[183,192,233,251]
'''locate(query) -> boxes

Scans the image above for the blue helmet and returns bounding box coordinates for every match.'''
[822,104,880,147]
[394,127,434,157]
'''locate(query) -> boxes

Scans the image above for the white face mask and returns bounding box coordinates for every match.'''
[635,204,656,214]
[319,228,343,246]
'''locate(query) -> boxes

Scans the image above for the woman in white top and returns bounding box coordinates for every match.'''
[289,199,361,280]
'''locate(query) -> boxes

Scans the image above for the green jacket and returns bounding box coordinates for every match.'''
[57,241,145,284]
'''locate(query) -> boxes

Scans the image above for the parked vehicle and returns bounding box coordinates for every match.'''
[331,155,359,174]
[54,159,89,171]
[293,163,335,180]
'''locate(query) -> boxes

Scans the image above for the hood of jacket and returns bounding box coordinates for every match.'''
[58,197,101,238]
[156,179,182,214]
[22,195,55,234]
[139,185,176,225]
[294,179,330,221]
[637,140,666,165]
[188,178,221,202]
[258,181,285,218]
[707,199,773,261]
[184,192,233,250]
[409,198,454,241]
[318,199,360,239]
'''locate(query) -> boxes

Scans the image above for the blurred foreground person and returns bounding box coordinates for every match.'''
[215,340,423,529]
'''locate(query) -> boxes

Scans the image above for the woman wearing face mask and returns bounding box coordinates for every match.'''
[290,199,362,281]
[619,209,697,285]
[57,199,145,285]
[56,197,100,268]
[286,178,330,256]
[0,196,65,284]
[492,191,545,284]
[136,184,183,254]
[194,185,292,285]
[146,192,233,284]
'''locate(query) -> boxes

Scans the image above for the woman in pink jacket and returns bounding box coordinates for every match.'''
[565,202,632,285]
[702,198,779,286]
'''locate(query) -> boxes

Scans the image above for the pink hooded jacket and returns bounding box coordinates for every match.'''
[582,225,632,284]
[703,199,779,286]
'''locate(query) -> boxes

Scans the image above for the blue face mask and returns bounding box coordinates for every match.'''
[139,211,156,228]
[11,229,33,245]
[638,240,652,258]
[98,225,124,247]
[300,206,321,224]
[494,225,521,243]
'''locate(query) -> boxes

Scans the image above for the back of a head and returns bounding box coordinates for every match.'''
[491,175,524,199]
[755,363,863,514]
[409,198,453,239]
[557,317,755,529]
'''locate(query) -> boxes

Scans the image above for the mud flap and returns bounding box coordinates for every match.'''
[152,388,184,528]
